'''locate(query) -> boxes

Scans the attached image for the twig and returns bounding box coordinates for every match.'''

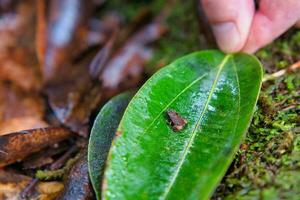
[20,145,78,198]
[20,178,39,199]
[50,145,78,170]
[0,150,8,155]
[262,60,300,82]
[282,105,297,111]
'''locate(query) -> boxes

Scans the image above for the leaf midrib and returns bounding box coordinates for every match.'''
[160,55,231,199]
[140,72,208,138]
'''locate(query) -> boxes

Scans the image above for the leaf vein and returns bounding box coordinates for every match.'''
[160,55,231,199]
[141,72,208,136]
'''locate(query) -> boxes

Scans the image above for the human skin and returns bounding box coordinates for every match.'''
[200,0,300,53]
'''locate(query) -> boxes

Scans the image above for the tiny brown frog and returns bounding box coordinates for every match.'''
[166,110,187,132]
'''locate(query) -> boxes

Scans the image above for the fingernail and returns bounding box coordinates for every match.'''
[212,22,241,53]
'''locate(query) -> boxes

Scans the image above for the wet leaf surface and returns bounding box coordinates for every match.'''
[103,50,263,199]
[88,92,133,199]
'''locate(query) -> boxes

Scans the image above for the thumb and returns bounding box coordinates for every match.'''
[242,0,300,53]
[200,0,254,53]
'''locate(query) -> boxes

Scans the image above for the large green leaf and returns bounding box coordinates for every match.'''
[103,50,263,200]
[88,92,133,200]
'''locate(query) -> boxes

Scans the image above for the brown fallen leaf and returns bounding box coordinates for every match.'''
[39,1,121,136]
[0,0,42,91]
[24,157,54,171]
[36,181,64,200]
[22,143,70,170]
[100,21,167,97]
[0,170,63,200]
[0,127,72,167]
[0,83,45,121]
[45,19,166,136]
[40,0,93,81]
[45,58,103,137]
[36,0,48,68]
[89,30,117,78]
[86,14,122,49]
[0,58,41,92]
[0,1,35,52]
[0,117,48,136]
[56,150,94,200]
[0,170,32,200]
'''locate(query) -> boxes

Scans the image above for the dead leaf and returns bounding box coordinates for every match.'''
[100,21,167,96]
[45,58,102,137]
[0,83,45,121]
[36,0,48,68]
[0,58,41,92]
[0,127,72,167]
[37,182,64,200]
[0,117,48,136]
[39,0,96,82]
[0,170,63,200]
[22,143,70,170]
[89,31,117,78]
[0,170,31,200]
[56,150,94,200]
[0,0,41,91]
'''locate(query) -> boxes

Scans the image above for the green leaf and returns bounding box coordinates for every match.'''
[103,50,263,200]
[88,92,133,200]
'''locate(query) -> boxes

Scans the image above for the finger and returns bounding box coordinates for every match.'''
[243,0,300,53]
[296,20,300,28]
[200,0,254,53]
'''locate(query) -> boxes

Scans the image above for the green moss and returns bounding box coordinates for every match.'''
[102,0,165,23]
[213,37,300,198]
[256,30,300,72]
[36,154,80,181]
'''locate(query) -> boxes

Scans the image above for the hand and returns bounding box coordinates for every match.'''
[200,0,300,53]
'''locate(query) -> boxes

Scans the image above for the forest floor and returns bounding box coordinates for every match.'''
[0,1,298,199]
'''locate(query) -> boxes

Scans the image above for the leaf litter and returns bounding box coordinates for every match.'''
[0,0,166,199]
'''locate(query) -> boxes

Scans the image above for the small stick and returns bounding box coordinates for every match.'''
[20,178,39,199]
[263,60,300,82]
[20,145,78,198]
[0,150,8,155]
[282,105,297,111]
[50,145,79,170]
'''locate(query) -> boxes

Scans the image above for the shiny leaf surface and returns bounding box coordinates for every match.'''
[103,50,263,199]
[88,93,133,199]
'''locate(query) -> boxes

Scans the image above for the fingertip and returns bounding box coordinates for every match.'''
[242,0,300,53]
[212,22,243,53]
[296,20,300,28]
[200,0,254,53]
